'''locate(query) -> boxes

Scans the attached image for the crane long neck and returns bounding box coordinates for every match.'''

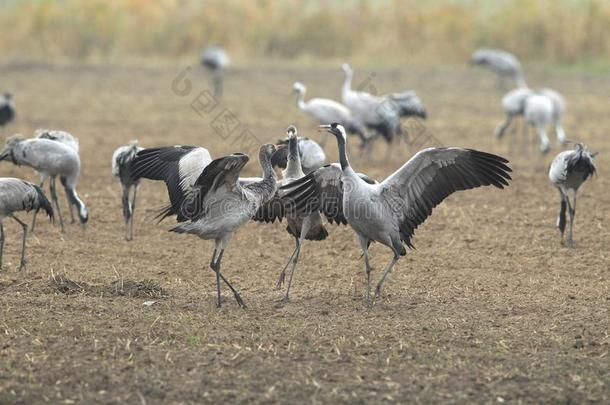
[336,136,350,171]
[285,137,303,177]
[342,71,352,98]
[295,89,306,110]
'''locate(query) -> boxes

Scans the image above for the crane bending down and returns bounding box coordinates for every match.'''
[0,178,53,271]
[112,141,143,240]
[548,142,596,247]
[471,48,526,89]
[281,124,511,305]
[292,81,369,147]
[0,136,88,232]
[132,144,278,308]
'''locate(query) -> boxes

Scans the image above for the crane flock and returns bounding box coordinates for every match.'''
[0,48,599,309]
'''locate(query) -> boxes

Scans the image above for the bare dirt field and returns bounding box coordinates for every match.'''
[0,62,608,404]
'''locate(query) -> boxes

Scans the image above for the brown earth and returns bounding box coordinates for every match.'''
[0,62,608,404]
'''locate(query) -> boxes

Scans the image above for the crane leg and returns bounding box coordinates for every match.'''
[566,192,577,248]
[0,222,4,271]
[11,215,28,271]
[122,185,132,241]
[276,236,299,289]
[49,177,65,232]
[494,114,513,139]
[128,185,138,241]
[536,126,550,155]
[557,190,567,243]
[283,220,311,302]
[209,246,246,308]
[358,235,372,306]
[374,254,400,301]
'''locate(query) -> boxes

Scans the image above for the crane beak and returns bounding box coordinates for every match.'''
[318,124,332,134]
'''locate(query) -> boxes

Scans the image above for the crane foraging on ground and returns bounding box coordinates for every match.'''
[0,178,53,271]
[132,143,278,308]
[112,141,143,241]
[0,136,88,232]
[548,142,596,248]
[201,46,229,100]
[281,124,511,305]
[471,48,526,89]
[292,81,369,147]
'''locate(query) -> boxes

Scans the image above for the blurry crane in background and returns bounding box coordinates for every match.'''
[292,81,369,147]
[282,123,511,305]
[524,94,554,154]
[385,90,427,120]
[112,141,143,241]
[471,48,526,89]
[341,64,402,157]
[0,93,15,135]
[0,178,53,271]
[201,46,230,100]
[549,142,596,248]
[0,136,88,232]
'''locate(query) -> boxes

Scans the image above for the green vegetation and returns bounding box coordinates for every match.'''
[1,0,609,68]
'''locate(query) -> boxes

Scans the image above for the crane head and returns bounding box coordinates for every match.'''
[292,82,305,94]
[341,63,353,76]
[319,123,346,141]
[286,125,297,139]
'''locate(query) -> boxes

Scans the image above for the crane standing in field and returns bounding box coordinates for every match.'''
[0,136,88,232]
[292,81,369,147]
[0,178,53,271]
[35,129,80,223]
[548,142,596,247]
[112,141,143,241]
[132,143,278,308]
[282,124,511,305]
[201,46,229,100]
[471,48,526,89]
[0,93,15,134]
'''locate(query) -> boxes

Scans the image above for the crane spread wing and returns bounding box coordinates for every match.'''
[281,164,377,225]
[380,147,511,248]
[131,145,205,221]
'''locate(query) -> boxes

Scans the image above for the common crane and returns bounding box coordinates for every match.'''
[0,178,53,271]
[34,129,80,223]
[271,133,326,174]
[385,90,427,119]
[341,64,402,152]
[292,81,369,147]
[112,141,143,241]
[549,142,596,247]
[282,124,511,305]
[524,94,554,154]
[201,46,229,99]
[0,136,88,232]
[471,48,526,88]
[0,93,15,133]
[133,144,278,308]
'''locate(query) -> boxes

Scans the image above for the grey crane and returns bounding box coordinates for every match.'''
[0,93,15,133]
[471,48,526,89]
[271,132,326,174]
[282,124,511,305]
[496,87,567,152]
[0,178,53,271]
[548,142,596,247]
[0,136,88,232]
[112,141,143,241]
[132,144,278,308]
[292,81,369,147]
[201,46,229,100]
[256,125,377,302]
[34,129,80,223]
[385,90,427,120]
[341,64,402,152]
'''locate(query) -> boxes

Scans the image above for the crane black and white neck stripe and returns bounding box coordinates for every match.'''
[112,141,144,240]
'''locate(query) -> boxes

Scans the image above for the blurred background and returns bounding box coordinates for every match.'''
[1,0,610,70]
